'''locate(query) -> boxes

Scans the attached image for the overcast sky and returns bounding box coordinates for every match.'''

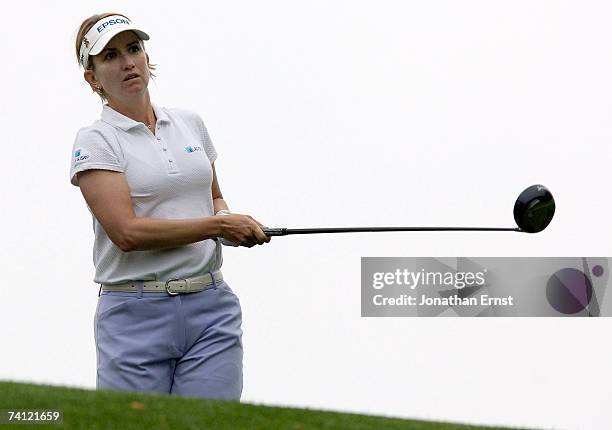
[1,1,611,429]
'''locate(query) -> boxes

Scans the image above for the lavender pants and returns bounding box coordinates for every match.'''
[94,279,243,400]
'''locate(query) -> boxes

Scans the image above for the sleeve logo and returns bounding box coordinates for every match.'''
[74,148,90,163]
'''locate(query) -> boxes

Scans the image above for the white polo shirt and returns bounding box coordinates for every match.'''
[70,104,222,285]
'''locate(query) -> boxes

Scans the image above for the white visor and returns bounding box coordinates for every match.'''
[79,15,150,68]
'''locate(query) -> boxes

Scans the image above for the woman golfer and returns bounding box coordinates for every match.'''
[70,13,270,400]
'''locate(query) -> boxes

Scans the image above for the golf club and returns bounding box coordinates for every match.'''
[263,184,555,236]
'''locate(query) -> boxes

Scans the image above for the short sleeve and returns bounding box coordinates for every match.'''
[194,115,218,163]
[69,128,124,186]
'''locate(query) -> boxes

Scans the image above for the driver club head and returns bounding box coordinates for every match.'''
[513,184,555,233]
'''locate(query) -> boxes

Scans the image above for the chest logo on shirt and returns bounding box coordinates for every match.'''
[184,146,204,153]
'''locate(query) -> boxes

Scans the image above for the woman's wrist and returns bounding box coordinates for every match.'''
[214,209,238,246]
[207,214,224,237]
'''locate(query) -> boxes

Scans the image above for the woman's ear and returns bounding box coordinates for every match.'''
[84,69,96,86]
[84,69,102,93]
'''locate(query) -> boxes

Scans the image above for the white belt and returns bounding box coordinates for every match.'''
[101,271,223,295]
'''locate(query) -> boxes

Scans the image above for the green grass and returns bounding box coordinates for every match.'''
[0,381,533,430]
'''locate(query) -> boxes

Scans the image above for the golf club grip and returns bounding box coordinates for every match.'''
[262,228,288,236]
[263,227,521,236]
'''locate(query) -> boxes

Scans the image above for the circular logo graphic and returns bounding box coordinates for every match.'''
[592,265,604,277]
[546,268,593,314]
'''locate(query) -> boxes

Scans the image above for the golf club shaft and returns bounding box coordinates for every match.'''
[263,227,521,236]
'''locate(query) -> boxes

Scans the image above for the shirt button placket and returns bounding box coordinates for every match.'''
[158,135,175,172]
[153,134,173,172]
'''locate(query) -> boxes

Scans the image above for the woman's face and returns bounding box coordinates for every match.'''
[84,30,150,102]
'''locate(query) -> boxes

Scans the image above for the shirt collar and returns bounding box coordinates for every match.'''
[101,103,170,131]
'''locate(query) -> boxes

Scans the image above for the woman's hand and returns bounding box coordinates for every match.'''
[217,213,271,248]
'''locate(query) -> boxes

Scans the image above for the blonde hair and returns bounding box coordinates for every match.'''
[75,13,156,101]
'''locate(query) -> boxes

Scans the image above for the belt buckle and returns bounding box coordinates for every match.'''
[165,278,188,295]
